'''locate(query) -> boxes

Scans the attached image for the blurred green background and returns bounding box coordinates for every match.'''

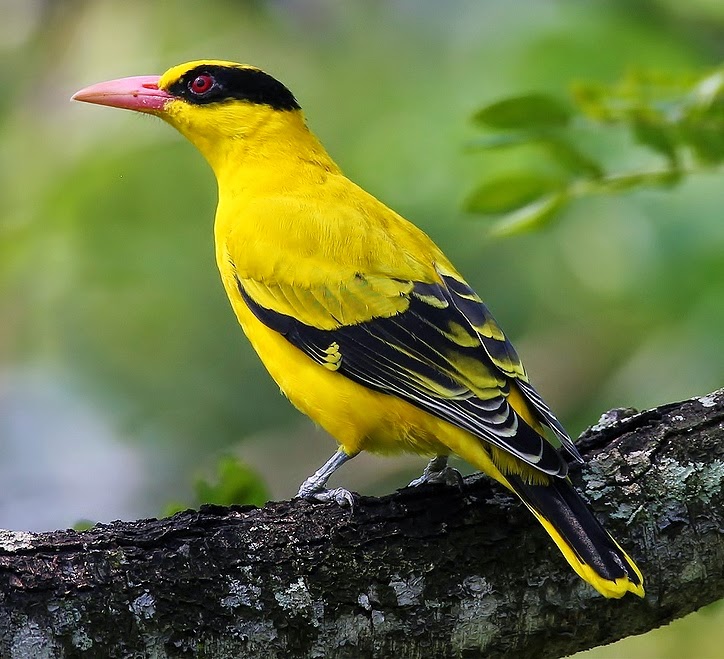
[1,0,722,655]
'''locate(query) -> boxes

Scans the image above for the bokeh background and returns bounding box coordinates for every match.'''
[1,0,722,655]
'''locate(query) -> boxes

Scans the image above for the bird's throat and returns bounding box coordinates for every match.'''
[163,102,340,193]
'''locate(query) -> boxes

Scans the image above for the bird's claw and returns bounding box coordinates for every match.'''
[296,483,356,509]
[408,461,465,489]
[318,487,356,508]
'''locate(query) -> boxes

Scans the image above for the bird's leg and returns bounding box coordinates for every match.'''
[296,449,358,508]
[408,455,464,489]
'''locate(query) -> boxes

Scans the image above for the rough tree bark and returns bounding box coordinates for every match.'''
[0,389,722,659]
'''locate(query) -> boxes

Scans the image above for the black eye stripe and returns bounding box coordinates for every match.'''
[168,65,300,111]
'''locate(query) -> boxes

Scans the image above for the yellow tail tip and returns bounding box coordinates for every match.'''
[532,507,645,598]
[580,563,645,599]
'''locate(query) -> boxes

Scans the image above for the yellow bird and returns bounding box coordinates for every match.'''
[73,60,644,598]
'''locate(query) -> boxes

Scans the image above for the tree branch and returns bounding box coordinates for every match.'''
[1,389,723,658]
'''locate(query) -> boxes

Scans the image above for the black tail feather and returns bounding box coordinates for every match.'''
[507,473,644,597]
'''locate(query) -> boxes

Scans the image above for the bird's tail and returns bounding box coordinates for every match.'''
[505,473,645,598]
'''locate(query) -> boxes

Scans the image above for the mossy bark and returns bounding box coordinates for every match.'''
[0,390,722,658]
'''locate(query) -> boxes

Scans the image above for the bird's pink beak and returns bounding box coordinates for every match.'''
[72,75,172,113]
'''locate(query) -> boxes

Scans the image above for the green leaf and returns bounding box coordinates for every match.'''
[489,192,569,237]
[473,93,571,129]
[73,519,96,531]
[466,135,604,178]
[631,112,678,164]
[681,121,724,164]
[465,173,566,215]
[194,455,269,508]
[540,137,604,178]
[679,93,724,164]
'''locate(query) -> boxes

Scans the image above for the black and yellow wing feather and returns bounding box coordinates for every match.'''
[236,267,581,477]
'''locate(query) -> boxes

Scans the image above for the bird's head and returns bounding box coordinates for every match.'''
[72,60,305,170]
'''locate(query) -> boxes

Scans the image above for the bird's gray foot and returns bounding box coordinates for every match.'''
[408,455,464,489]
[297,481,355,508]
[295,449,357,508]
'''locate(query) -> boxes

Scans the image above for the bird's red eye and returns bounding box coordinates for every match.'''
[189,74,214,95]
